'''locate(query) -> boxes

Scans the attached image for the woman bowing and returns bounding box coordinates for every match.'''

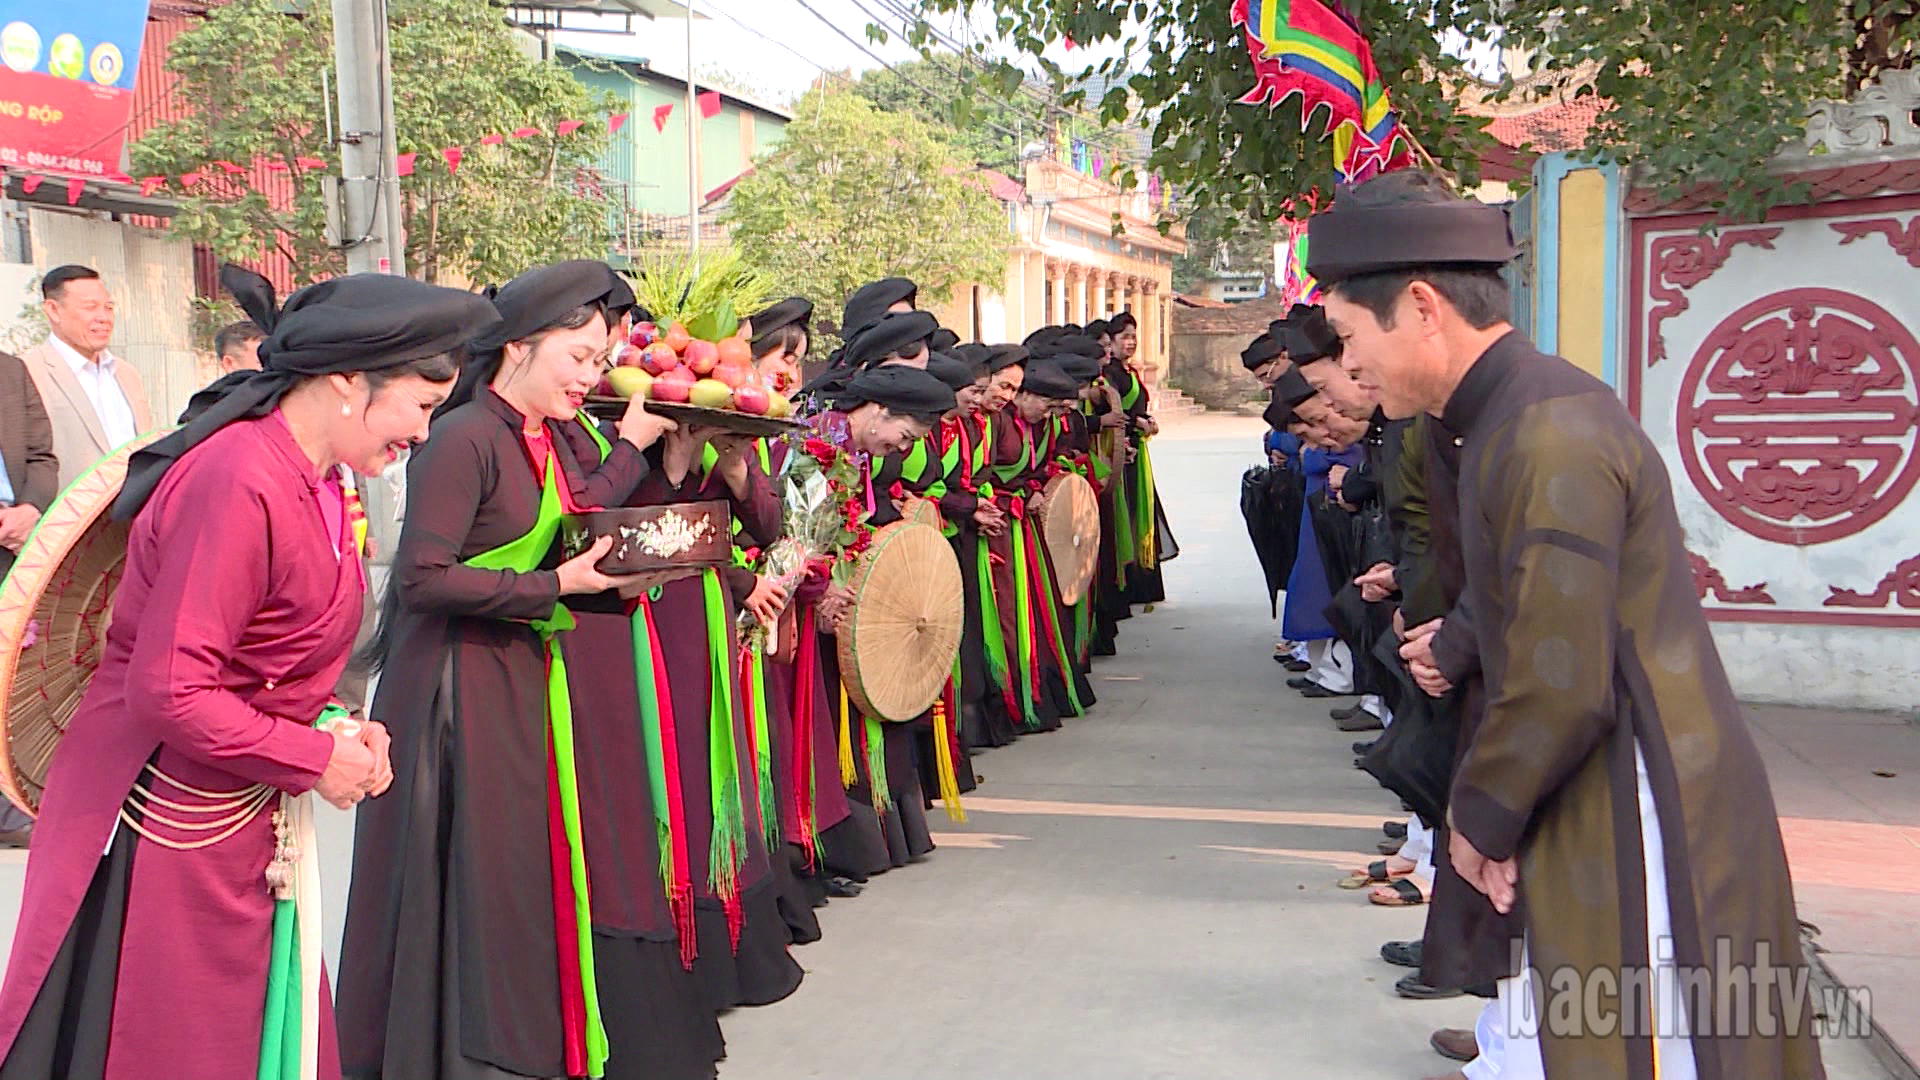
[336,260,683,1080]
[0,268,497,1080]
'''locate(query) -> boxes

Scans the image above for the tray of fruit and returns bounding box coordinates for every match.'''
[591,316,805,436]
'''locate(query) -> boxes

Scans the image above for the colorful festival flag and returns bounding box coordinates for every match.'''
[1231,0,1413,175]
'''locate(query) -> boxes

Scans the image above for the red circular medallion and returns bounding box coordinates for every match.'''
[1676,287,1920,545]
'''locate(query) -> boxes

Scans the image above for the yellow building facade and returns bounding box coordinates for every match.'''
[927,159,1187,385]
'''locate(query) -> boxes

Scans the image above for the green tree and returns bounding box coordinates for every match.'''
[723,88,1009,335]
[899,1,1917,222]
[1174,206,1279,294]
[133,0,615,285]
[851,58,1049,169]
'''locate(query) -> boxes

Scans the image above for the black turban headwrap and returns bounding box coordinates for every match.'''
[1083,317,1111,339]
[1263,388,1298,432]
[929,327,960,352]
[843,310,938,369]
[1023,325,1064,350]
[1241,333,1285,372]
[748,296,813,349]
[1305,195,1517,283]
[924,351,976,392]
[606,272,640,324]
[443,259,624,416]
[1274,365,1318,408]
[829,364,955,418]
[951,343,993,379]
[840,277,917,340]
[119,264,501,521]
[1049,351,1102,385]
[986,344,1029,373]
[1282,305,1342,366]
[1020,360,1081,401]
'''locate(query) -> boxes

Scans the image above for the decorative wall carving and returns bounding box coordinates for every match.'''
[1676,287,1920,545]
[1824,554,1920,609]
[1646,229,1782,363]
[1803,69,1920,156]
[1831,216,1920,268]
[1686,551,1776,605]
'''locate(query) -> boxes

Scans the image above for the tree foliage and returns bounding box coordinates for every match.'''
[1174,205,1279,293]
[902,0,1918,222]
[133,0,615,284]
[851,58,1049,170]
[723,89,1010,335]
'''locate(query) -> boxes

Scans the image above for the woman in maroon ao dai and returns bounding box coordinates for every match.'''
[0,270,497,1080]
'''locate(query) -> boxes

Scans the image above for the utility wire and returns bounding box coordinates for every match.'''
[783,0,1030,146]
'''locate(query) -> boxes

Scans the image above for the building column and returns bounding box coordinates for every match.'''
[1055,264,1072,325]
[1092,273,1108,320]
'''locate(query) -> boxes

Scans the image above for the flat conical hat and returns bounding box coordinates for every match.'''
[836,520,963,721]
[0,432,164,815]
[1040,472,1100,606]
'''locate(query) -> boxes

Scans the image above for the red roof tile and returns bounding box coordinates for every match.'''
[1483,95,1606,153]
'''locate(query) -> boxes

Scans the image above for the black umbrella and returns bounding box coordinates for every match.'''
[1240,465,1301,618]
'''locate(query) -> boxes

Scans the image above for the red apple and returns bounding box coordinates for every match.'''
[640,342,680,375]
[650,365,695,403]
[629,321,657,348]
[684,338,720,376]
[716,335,753,368]
[732,383,770,415]
[711,359,751,389]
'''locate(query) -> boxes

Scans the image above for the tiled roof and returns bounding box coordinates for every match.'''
[1483,95,1606,153]
[1170,294,1290,336]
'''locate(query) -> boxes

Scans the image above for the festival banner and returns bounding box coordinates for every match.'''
[0,1,151,178]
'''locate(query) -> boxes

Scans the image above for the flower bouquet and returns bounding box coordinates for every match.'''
[738,433,872,653]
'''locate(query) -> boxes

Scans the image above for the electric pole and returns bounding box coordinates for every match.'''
[331,0,405,276]
[332,0,408,563]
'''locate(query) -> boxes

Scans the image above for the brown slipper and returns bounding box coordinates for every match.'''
[1430,1027,1477,1062]
[1368,877,1428,907]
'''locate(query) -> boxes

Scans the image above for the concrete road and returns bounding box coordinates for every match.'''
[0,413,1891,1079]
[714,413,1894,1080]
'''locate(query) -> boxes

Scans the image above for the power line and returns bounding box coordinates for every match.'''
[783,0,1030,147]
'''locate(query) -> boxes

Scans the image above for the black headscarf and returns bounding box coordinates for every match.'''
[986,344,1029,373]
[1084,317,1111,340]
[1305,193,1517,283]
[1282,304,1342,366]
[1263,389,1298,432]
[929,327,960,352]
[1048,350,1103,385]
[924,351,977,392]
[1274,364,1318,408]
[840,277,917,340]
[951,343,993,379]
[828,364,955,419]
[118,265,500,521]
[443,259,623,416]
[1242,333,1285,371]
[607,272,641,324]
[843,310,938,369]
[1020,360,1081,400]
[749,296,813,350]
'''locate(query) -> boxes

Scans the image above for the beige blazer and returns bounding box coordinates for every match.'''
[21,340,153,492]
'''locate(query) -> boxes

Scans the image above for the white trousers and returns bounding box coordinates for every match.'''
[1481,743,1698,1079]
[1306,638,1355,692]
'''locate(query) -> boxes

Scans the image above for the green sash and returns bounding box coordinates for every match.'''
[463,451,608,1078]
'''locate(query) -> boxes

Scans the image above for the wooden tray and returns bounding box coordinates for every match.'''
[560,500,732,575]
[583,396,807,438]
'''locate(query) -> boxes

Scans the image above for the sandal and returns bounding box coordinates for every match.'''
[1337,858,1409,889]
[1369,878,1428,907]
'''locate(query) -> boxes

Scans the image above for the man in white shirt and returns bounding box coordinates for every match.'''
[21,265,152,490]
